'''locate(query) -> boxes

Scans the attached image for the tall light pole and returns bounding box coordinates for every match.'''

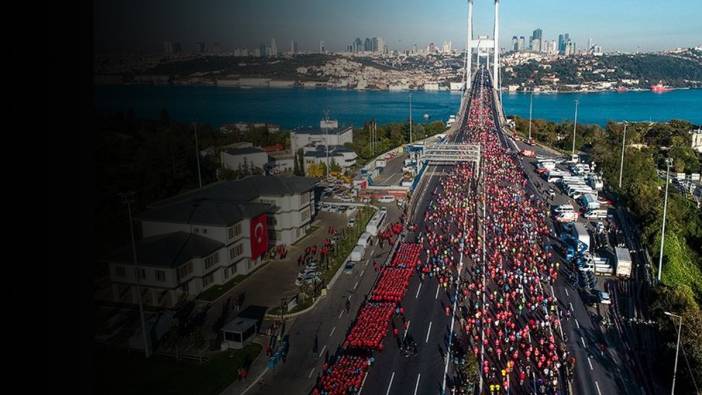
[658,158,673,282]
[618,122,628,188]
[664,311,683,395]
[193,123,202,189]
[492,0,500,91]
[119,192,151,358]
[572,99,579,159]
[528,90,533,142]
[466,0,473,95]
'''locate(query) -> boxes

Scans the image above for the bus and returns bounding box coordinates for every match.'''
[365,209,387,236]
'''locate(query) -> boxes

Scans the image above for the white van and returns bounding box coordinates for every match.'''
[554,204,574,214]
[357,232,372,248]
[584,209,608,219]
[556,211,578,223]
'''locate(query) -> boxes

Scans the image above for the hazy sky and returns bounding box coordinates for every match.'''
[94,0,702,53]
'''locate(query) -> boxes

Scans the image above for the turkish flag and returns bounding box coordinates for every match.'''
[250,214,268,259]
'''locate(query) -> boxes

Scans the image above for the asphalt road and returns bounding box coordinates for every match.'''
[247,203,404,395]
[509,137,646,395]
[251,69,650,395]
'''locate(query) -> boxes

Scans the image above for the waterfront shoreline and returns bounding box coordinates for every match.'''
[95,85,702,128]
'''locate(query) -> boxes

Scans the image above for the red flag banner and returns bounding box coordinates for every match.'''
[250,214,268,259]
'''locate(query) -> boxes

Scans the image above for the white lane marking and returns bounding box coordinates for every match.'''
[361,269,365,277]
[425,321,432,343]
[319,344,327,357]
[404,320,411,340]
[435,284,441,300]
[413,374,422,395]
[575,319,580,329]
[550,284,555,296]
[358,372,369,395]
[353,281,359,290]
[565,288,569,297]
[595,381,602,395]
[329,326,336,337]
[588,357,594,370]
[581,336,586,348]
[338,310,344,319]
[308,367,315,378]
[569,302,574,311]
[416,282,422,298]
[385,371,395,395]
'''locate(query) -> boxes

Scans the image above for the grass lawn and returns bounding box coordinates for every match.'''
[95,343,262,395]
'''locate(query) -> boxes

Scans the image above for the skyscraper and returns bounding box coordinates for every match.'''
[364,38,372,51]
[519,36,526,51]
[353,38,362,53]
[558,34,571,55]
[377,37,384,53]
[532,28,542,41]
[372,37,378,52]
[196,42,206,53]
[270,38,277,56]
[164,41,173,54]
[319,41,326,54]
[531,28,542,52]
[290,40,298,54]
[512,36,518,51]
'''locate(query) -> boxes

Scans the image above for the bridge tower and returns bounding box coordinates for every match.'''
[465,0,500,92]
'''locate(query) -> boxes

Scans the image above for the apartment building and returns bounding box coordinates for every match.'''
[104,175,317,308]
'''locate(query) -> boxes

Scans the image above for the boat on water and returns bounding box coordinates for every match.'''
[651,81,672,93]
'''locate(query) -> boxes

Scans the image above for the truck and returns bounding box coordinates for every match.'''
[521,149,536,158]
[615,246,633,278]
[580,193,600,210]
[587,175,604,191]
[375,159,387,168]
[573,223,590,251]
[350,245,365,262]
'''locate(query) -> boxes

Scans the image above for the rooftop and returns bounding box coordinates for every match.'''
[106,231,223,268]
[223,147,266,156]
[141,199,271,226]
[150,175,318,208]
[292,126,353,136]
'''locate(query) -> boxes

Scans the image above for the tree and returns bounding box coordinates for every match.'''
[297,148,306,176]
[330,159,341,173]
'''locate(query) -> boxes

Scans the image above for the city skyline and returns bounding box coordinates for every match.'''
[94,0,702,54]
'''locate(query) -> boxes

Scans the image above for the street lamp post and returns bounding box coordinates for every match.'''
[119,192,151,358]
[571,99,579,159]
[658,158,673,283]
[528,91,533,142]
[619,122,628,189]
[193,123,202,189]
[409,93,413,144]
[664,311,683,395]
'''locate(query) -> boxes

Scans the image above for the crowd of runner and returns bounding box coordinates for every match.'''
[414,70,574,394]
[312,69,574,395]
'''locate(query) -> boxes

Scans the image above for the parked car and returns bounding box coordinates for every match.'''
[596,290,611,305]
[378,195,396,203]
[343,260,355,274]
